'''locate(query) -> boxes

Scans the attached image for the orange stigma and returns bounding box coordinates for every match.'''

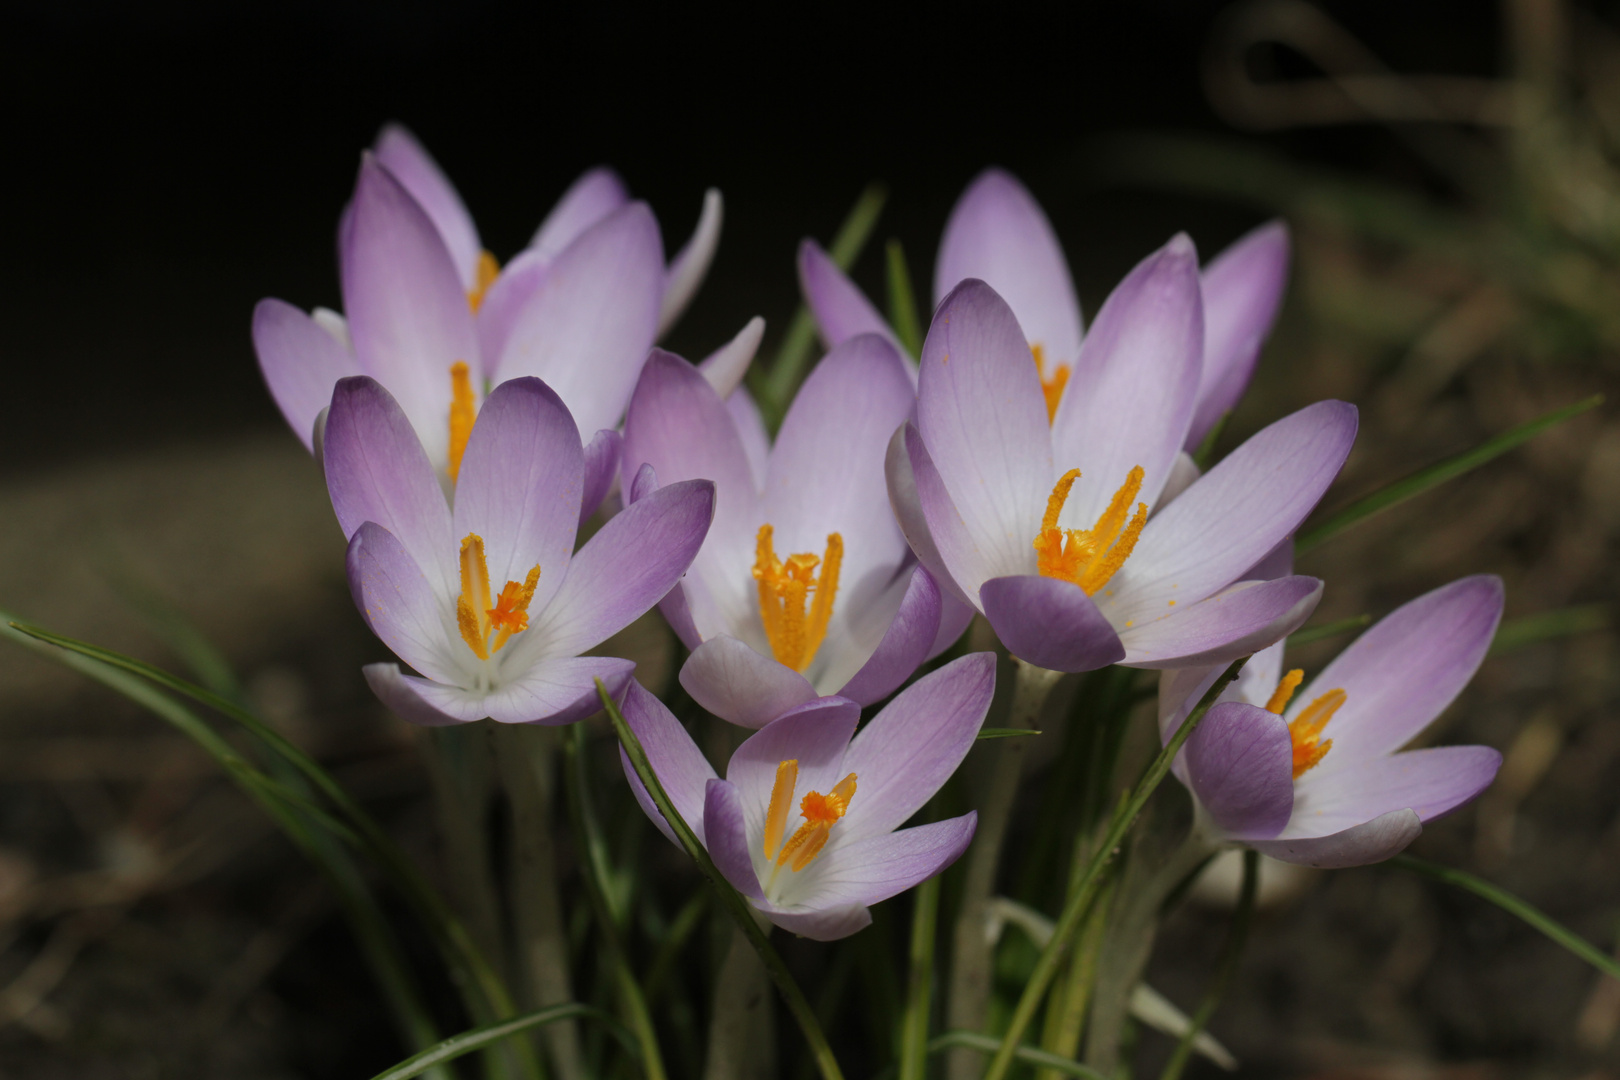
[1032,466,1148,595]
[447,362,478,481]
[1031,343,1069,424]
[1264,668,1344,779]
[764,759,856,873]
[456,533,541,660]
[467,249,500,313]
[753,525,842,672]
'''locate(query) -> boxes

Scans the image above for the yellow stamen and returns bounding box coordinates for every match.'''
[1265,669,1305,714]
[772,771,857,872]
[753,525,843,672]
[456,533,541,660]
[1288,687,1345,779]
[448,362,478,482]
[1030,344,1069,424]
[764,760,798,861]
[467,249,500,313]
[1032,465,1148,596]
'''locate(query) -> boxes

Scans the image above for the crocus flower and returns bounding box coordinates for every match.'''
[800,167,1287,448]
[326,373,714,726]
[254,125,723,517]
[889,264,1354,674]
[1159,575,1505,868]
[619,334,943,728]
[619,653,993,940]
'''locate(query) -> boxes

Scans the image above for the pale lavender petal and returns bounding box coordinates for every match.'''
[886,424,973,608]
[324,376,455,591]
[1250,808,1422,869]
[726,696,862,836]
[786,815,977,914]
[839,653,994,840]
[254,298,362,451]
[798,239,900,351]
[451,377,584,614]
[494,203,664,437]
[341,156,479,470]
[1187,221,1290,450]
[312,307,352,350]
[1156,453,1200,512]
[482,655,635,725]
[934,169,1082,365]
[475,248,549,378]
[704,780,769,900]
[364,663,469,727]
[837,565,942,706]
[622,350,761,641]
[1050,234,1203,522]
[1292,746,1502,833]
[929,593,977,659]
[1120,576,1322,669]
[979,575,1125,672]
[699,316,765,400]
[346,523,458,684]
[916,281,1053,586]
[1104,401,1355,626]
[727,387,770,491]
[659,584,702,651]
[521,479,715,661]
[1295,575,1504,765]
[580,428,623,525]
[660,188,723,337]
[530,166,631,259]
[678,635,818,730]
[618,678,717,848]
[1183,702,1293,840]
[764,906,873,942]
[373,123,482,290]
[628,462,659,505]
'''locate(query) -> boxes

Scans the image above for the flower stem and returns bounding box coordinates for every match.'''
[981,656,1248,1080]
[1157,849,1258,1080]
[601,680,846,1080]
[703,920,778,1080]
[945,658,1063,1080]
[898,868,942,1080]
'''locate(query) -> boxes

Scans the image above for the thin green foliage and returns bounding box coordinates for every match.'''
[1191,413,1229,470]
[897,843,940,1080]
[1490,603,1611,656]
[1391,855,1620,981]
[1157,850,1258,1080]
[977,727,1043,739]
[756,182,887,420]
[887,1032,1106,1080]
[599,679,848,1080]
[369,1005,637,1080]
[983,657,1249,1080]
[1288,614,1373,647]
[1296,394,1603,555]
[886,238,924,358]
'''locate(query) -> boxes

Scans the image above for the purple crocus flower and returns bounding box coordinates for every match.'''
[801,167,1288,451]
[1160,576,1505,867]
[888,267,1355,673]
[619,334,944,728]
[325,373,714,726]
[619,653,993,940]
[254,125,722,517]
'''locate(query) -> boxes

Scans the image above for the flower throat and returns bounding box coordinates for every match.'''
[753,525,842,672]
[1033,466,1148,595]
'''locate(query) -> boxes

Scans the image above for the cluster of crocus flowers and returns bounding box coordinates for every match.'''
[1159,575,1506,867]
[254,123,724,518]
[620,335,946,728]
[619,653,994,939]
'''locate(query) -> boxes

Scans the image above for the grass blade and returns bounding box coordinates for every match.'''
[1156,850,1257,1080]
[886,238,924,358]
[370,1005,636,1080]
[897,839,940,1080]
[1288,614,1372,647]
[1490,603,1610,656]
[1296,394,1603,555]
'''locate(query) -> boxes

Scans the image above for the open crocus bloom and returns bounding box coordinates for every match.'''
[890,268,1355,673]
[800,167,1288,449]
[254,125,723,516]
[326,374,714,726]
[620,335,944,728]
[619,653,993,940]
[1160,576,1505,868]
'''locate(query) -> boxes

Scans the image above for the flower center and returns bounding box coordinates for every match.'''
[467,249,500,314]
[763,759,857,876]
[753,525,843,672]
[1031,343,1069,424]
[1266,668,1345,779]
[447,362,478,481]
[1033,466,1148,596]
[456,533,541,661]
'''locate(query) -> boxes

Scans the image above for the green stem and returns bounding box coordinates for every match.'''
[982,657,1248,1080]
[1157,850,1258,1080]
[886,238,925,359]
[1391,854,1620,980]
[927,1033,1106,1080]
[562,724,668,1080]
[369,1005,637,1080]
[600,680,846,1080]
[1036,869,1113,1080]
[898,873,941,1080]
